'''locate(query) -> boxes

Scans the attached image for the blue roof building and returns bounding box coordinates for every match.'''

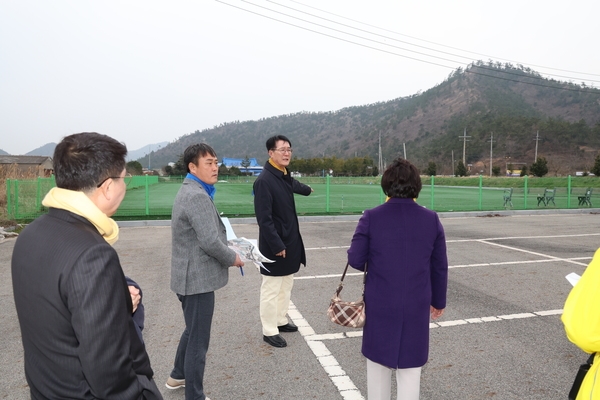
[221,157,263,176]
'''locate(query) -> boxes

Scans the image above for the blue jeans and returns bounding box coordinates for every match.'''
[171,292,215,400]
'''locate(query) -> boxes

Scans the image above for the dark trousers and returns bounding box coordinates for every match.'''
[171,292,215,400]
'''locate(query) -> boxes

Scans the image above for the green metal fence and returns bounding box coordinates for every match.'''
[5,175,598,221]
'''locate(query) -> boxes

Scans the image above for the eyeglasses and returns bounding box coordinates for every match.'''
[96,173,133,188]
[271,148,293,154]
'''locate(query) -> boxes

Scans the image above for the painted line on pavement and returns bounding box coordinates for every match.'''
[294,257,590,280]
[305,309,563,342]
[288,302,365,400]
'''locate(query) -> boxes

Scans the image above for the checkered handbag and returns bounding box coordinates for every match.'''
[327,262,367,328]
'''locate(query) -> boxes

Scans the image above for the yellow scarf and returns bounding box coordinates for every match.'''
[269,158,287,175]
[42,187,120,245]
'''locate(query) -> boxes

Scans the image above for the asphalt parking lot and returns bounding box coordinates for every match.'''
[1,210,599,399]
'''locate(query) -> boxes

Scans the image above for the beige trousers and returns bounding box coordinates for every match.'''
[367,358,421,400]
[260,274,294,336]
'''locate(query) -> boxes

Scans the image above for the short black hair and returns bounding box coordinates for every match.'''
[53,132,127,191]
[183,143,217,173]
[381,158,422,199]
[266,135,292,151]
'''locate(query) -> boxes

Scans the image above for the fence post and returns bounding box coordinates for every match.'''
[7,179,13,220]
[14,180,20,219]
[478,175,483,210]
[145,175,150,216]
[326,175,330,213]
[36,176,42,211]
[523,175,528,209]
[430,175,435,210]
[567,175,572,208]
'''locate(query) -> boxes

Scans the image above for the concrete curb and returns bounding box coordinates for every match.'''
[116,207,600,227]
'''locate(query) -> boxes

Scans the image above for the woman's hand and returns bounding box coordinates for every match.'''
[430,306,444,320]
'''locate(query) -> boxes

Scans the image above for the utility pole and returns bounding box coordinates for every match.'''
[488,132,495,177]
[403,143,406,160]
[378,132,383,175]
[458,128,471,166]
[451,150,455,176]
[534,131,540,162]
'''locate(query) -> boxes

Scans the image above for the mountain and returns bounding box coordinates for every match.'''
[0,149,8,155]
[128,142,169,163]
[26,143,56,156]
[141,62,600,176]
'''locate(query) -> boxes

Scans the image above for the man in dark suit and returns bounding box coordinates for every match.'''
[253,135,313,348]
[11,132,162,399]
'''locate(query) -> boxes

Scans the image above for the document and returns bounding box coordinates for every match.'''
[221,217,272,272]
[566,272,581,287]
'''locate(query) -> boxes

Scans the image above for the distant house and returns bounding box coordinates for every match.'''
[0,156,54,177]
[221,157,263,176]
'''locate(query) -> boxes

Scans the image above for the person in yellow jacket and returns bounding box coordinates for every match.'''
[562,248,600,399]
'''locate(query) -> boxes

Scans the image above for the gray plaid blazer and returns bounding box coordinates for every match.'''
[170,178,237,295]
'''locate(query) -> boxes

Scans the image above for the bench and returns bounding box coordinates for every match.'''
[578,187,593,207]
[503,188,513,208]
[537,188,556,206]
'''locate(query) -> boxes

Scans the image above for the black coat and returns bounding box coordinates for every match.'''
[11,209,161,399]
[253,162,312,276]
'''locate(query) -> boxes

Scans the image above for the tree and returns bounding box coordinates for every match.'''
[240,156,251,174]
[165,154,187,176]
[127,161,143,175]
[591,155,600,176]
[425,162,437,176]
[530,157,549,177]
[492,166,501,177]
[519,165,528,176]
[455,160,467,177]
[218,164,229,177]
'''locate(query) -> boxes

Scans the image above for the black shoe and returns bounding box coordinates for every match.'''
[278,322,298,332]
[263,334,287,348]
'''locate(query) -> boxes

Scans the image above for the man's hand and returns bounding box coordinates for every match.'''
[128,285,141,313]
[276,249,286,258]
[233,254,245,267]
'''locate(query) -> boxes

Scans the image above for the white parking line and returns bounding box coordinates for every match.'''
[295,232,592,398]
[295,256,591,280]
[290,302,563,400]
[288,302,365,400]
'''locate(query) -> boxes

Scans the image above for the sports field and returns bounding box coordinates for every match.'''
[5,176,597,220]
[116,182,585,218]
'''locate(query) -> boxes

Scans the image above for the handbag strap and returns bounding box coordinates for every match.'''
[587,353,595,365]
[335,262,368,296]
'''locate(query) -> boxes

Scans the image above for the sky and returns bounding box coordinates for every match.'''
[1,0,599,155]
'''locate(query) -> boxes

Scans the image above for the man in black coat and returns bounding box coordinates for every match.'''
[253,135,313,348]
[11,132,162,399]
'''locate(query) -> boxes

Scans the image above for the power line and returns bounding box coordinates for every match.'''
[288,0,600,78]
[266,0,600,84]
[216,0,600,94]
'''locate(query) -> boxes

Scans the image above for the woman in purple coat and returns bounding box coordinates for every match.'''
[347,158,448,400]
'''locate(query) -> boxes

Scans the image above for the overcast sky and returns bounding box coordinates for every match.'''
[1,0,599,155]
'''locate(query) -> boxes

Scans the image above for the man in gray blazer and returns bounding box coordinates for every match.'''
[11,132,162,399]
[167,143,244,400]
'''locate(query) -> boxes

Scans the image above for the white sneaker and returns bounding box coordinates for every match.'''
[165,377,185,389]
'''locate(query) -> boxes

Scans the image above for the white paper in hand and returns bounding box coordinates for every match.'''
[565,272,581,287]
[227,237,273,272]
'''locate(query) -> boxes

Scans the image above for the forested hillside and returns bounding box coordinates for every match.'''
[143,62,600,176]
